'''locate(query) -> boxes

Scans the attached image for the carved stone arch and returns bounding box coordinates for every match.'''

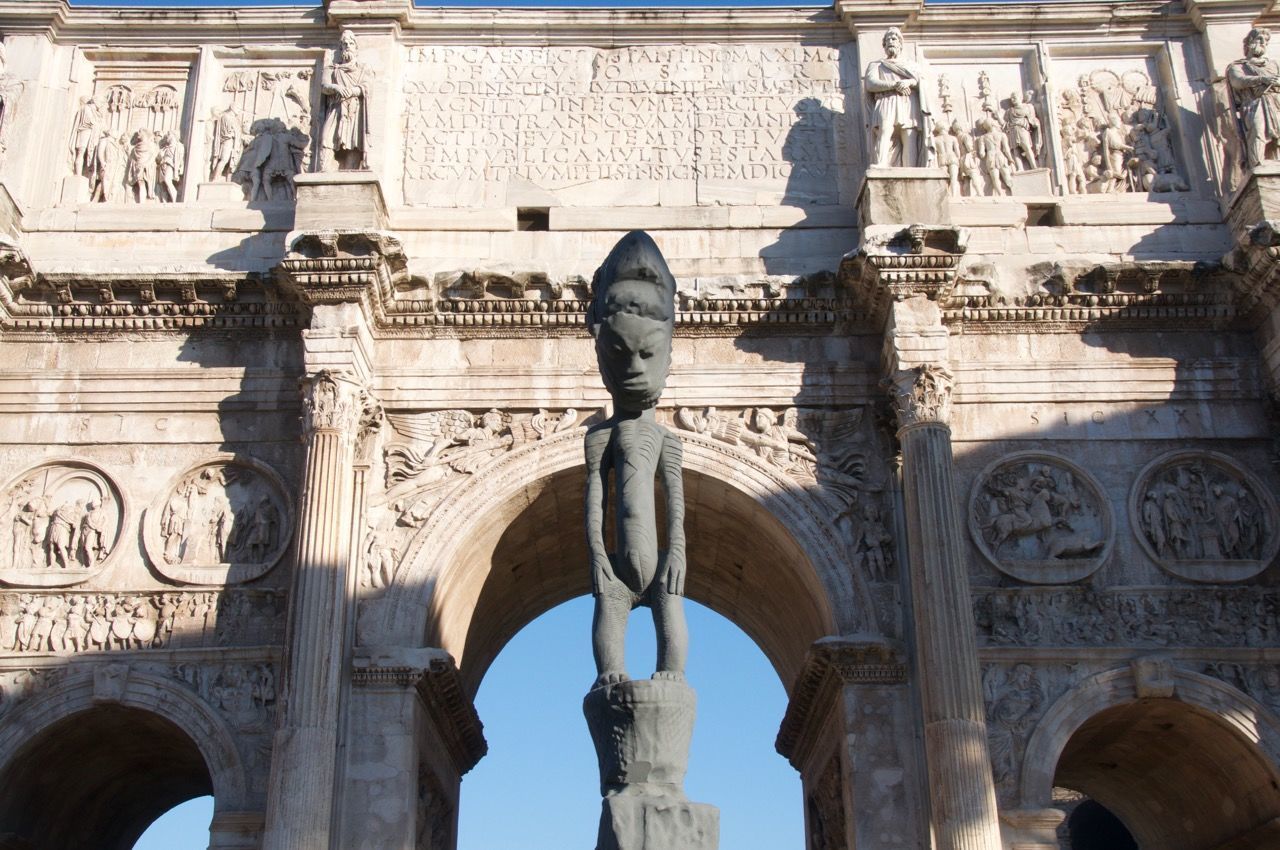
[0,668,249,811]
[1019,665,1280,848]
[380,425,868,695]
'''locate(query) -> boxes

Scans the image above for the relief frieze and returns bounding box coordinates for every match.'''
[0,461,126,588]
[968,453,1112,584]
[974,587,1280,648]
[144,455,294,586]
[1130,451,1278,583]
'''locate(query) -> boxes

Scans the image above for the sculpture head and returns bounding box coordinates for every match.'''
[882,27,903,58]
[1246,27,1271,59]
[588,231,676,413]
[339,29,359,63]
[1009,90,1023,106]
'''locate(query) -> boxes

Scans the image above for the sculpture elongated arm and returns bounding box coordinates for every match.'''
[660,431,686,596]
[584,428,614,595]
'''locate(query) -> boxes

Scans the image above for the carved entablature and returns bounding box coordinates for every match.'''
[0,461,126,588]
[143,455,293,586]
[942,260,1239,332]
[968,452,1113,585]
[1129,450,1279,583]
[842,226,967,321]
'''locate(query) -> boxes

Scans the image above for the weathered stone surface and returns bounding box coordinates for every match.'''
[596,796,719,850]
[584,678,697,798]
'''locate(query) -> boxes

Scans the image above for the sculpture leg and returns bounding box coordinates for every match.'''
[872,126,892,168]
[651,588,687,680]
[901,128,919,167]
[592,582,631,686]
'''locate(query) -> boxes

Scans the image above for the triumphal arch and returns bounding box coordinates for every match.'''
[0,0,1279,847]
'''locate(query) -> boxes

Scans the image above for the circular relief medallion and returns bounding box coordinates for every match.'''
[1129,451,1279,583]
[0,461,127,587]
[144,455,293,586]
[968,452,1113,584]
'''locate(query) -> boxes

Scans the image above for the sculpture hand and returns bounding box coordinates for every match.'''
[661,550,686,596]
[895,81,912,96]
[591,553,616,596]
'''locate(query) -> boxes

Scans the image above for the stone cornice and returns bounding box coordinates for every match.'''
[842,226,967,328]
[352,647,488,775]
[776,636,906,769]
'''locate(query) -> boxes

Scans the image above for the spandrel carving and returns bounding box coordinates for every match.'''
[1131,451,1278,582]
[0,462,125,588]
[143,457,293,586]
[968,453,1112,584]
[384,407,582,491]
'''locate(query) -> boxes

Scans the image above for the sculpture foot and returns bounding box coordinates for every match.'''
[595,671,630,688]
[651,670,685,682]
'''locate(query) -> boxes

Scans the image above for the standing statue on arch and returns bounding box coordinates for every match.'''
[864,27,932,167]
[320,29,372,171]
[584,229,687,687]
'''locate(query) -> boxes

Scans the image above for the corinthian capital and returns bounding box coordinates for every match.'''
[302,370,370,436]
[885,363,954,428]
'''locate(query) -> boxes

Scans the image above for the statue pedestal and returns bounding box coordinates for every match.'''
[1227,162,1280,246]
[857,167,951,227]
[584,679,719,850]
[293,172,388,232]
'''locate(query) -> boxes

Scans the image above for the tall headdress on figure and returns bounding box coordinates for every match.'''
[587,230,677,338]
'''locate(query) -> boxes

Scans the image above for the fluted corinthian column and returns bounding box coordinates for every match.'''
[885,297,1002,850]
[262,370,374,850]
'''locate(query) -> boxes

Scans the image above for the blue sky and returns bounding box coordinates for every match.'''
[137,598,800,849]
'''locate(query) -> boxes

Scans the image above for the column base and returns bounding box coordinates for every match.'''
[597,795,719,850]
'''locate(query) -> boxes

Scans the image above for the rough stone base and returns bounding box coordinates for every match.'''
[857,167,951,226]
[596,796,719,850]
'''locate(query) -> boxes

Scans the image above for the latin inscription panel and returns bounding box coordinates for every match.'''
[402,43,857,207]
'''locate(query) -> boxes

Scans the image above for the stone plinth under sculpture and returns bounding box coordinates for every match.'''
[582,231,719,850]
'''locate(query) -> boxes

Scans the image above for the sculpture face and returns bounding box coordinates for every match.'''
[594,280,672,412]
[1247,30,1270,59]
[883,31,902,58]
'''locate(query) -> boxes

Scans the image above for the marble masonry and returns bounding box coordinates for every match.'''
[1,0,1280,848]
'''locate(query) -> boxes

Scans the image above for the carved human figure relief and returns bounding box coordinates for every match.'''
[969,453,1112,584]
[1056,68,1188,194]
[1130,451,1278,582]
[144,456,293,585]
[0,462,125,588]
[319,29,372,171]
[1228,27,1280,171]
[983,663,1045,800]
[864,28,931,168]
[208,66,315,200]
[74,75,187,203]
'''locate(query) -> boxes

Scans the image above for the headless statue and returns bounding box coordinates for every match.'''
[585,231,687,688]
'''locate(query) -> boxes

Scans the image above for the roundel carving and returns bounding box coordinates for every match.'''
[1129,451,1279,583]
[144,455,293,586]
[0,460,127,588]
[968,452,1113,584]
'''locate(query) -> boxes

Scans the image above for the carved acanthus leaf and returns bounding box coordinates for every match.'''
[884,363,953,428]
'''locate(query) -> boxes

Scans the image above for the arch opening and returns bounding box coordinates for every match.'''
[0,704,214,850]
[429,460,837,696]
[1052,699,1280,850]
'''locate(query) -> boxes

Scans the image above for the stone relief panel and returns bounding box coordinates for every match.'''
[1129,451,1278,583]
[967,452,1112,584]
[143,456,294,586]
[983,663,1045,803]
[974,587,1280,648]
[416,762,452,850]
[68,51,195,204]
[0,588,285,654]
[0,45,25,172]
[402,43,856,207]
[0,461,126,588]
[1051,55,1189,195]
[1204,662,1280,719]
[203,55,319,202]
[925,52,1050,196]
[806,752,846,850]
